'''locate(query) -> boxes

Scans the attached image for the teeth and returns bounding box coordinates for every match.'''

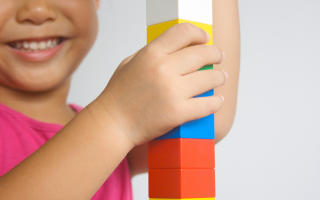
[10,38,62,52]
[52,39,57,47]
[46,40,52,48]
[23,42,29,49]
[29,42,38,50]
[39,42,46,50]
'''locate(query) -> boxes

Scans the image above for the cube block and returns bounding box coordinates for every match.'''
[147,19,213,45]
[199,64,213,71]
[148,138,215,169]
[156,89,214,140]
[156,114,214,140]
[194,89,214,98]
[147,0,212,26]
[149,169,215,198]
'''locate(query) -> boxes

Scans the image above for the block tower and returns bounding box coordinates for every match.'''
[147,1,215,200]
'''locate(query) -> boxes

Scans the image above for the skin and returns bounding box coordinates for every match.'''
[0,0,240,199]
[128,0,241,176]
[0,0,99,125]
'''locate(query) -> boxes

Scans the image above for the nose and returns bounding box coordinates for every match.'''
[16,0,57,25]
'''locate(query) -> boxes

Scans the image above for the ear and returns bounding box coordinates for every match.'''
[95,0,100,9]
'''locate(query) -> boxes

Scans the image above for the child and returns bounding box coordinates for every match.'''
[0,0,240,199]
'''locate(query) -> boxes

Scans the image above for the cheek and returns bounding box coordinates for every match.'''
[58,1,99,71]
[59,1,99,47]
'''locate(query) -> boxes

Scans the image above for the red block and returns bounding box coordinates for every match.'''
[149,169,215,198]
[148,139,215,169]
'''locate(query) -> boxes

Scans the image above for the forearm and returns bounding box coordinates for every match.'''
[0,101,134,200]
[212,0,241,142]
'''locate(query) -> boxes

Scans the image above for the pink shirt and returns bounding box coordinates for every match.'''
[0,102,132,200]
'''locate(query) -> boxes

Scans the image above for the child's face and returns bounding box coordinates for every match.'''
[0,0,100,92]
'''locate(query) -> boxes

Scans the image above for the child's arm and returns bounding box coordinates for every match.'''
[128,0,241,176]
[0,24,226,199]
[212,0,240,143]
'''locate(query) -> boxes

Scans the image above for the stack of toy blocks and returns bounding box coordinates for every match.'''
[147,1,216,200]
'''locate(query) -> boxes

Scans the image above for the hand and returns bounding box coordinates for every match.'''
[95,23,227,146]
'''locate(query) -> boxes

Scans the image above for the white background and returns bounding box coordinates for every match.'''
[67,0,320,199]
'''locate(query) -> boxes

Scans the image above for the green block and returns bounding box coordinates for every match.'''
[198,64,213,71]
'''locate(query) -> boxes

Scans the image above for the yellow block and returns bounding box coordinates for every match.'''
[147,19,213,45]
[149,199,215,200]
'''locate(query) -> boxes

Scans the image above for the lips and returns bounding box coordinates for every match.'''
[6,37,66,62]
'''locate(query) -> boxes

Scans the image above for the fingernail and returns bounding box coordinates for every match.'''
[205,31,211,43]
[221,51,225,63]
[221,70,228,84]
[218,51,225,64]
[218,94,225,102]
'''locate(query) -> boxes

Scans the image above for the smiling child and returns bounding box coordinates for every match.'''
[0,0,240,199]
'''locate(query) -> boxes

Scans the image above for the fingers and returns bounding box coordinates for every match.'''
[181,69,228,98]
[148,23,209,55]
[179,95,224,123]
[116,50,140,73]
[170,45,224,75]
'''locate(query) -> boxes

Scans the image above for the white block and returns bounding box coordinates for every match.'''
[146,0,212,26]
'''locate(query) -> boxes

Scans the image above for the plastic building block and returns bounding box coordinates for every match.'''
[147,0,212,26]
[194,89,214,98]
[150,198,215,200]
[147,2,216,199]
[156,115,214,140]
[148,138,215,169]
[149,169,215,198]
[198,64,213,71]
[156,89,214,140]
[147,19,213,45]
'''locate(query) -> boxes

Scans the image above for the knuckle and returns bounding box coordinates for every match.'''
[210,46,220,57]
[202,71,218,87]
[154,61,168,77]
[143,44,158,57]
[197,46,224,64]
[197,46,212,59]
[176,23,197,37]
[205,100,215,114]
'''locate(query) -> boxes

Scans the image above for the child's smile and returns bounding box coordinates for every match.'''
[0,0,99,92]
[7,37,66,62]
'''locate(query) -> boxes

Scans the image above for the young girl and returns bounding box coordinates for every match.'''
[0,0,240,199]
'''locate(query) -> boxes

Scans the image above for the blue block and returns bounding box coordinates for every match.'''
[156,90,215,140]
[194,89,214,98]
